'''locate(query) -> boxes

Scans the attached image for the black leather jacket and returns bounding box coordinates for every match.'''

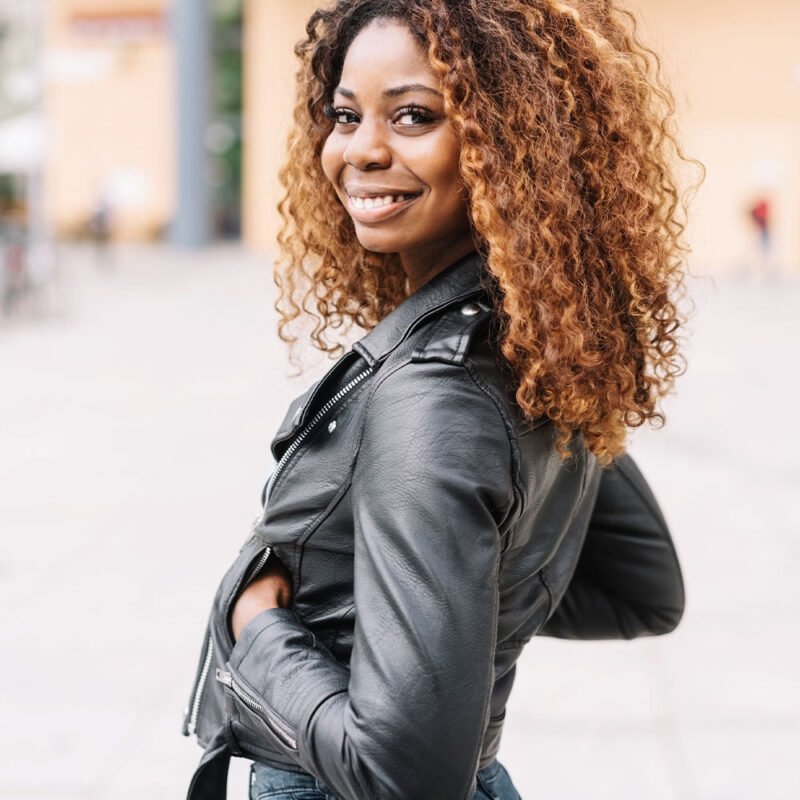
[183,252,685,800]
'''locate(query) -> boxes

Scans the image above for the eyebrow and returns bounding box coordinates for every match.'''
[333,83,443,99]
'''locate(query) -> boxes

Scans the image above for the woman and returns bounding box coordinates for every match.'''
[183,1,692,798]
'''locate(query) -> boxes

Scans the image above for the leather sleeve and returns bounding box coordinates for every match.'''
[226,362,515,799]
[539,453,686,640]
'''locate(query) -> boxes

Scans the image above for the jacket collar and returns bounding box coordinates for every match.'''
[353,250,487,367]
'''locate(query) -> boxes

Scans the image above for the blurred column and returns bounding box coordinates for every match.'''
[25,0,47,247]
[171,0,212,247]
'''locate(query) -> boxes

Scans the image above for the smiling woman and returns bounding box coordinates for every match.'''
[183,2,692,799]
[319,23,474,292]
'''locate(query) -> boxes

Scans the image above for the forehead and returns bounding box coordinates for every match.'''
[339,19,436,87]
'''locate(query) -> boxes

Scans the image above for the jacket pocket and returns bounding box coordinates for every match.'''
[216,665,299,754]
[215,536,274,650]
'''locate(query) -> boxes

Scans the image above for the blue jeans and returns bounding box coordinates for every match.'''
[249,759,522,799]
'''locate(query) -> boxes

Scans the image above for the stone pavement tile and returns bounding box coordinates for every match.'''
[0,704,140,797]
[656,625,800,722]
[499,727,681,800]
[512,639,664,722]
[677,725,800,800]
[90,699,251,800]
[0,789,88,800]
[498,638,689,797]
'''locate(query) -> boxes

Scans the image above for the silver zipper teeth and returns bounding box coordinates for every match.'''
[264,366,373,503]
[230,675,298,750]
[187,635,213,735]
[243,547,272,586]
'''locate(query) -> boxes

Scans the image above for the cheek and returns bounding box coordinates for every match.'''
[420,132,463,203]
[320,135,343,188]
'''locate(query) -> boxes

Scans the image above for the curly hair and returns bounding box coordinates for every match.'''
[274,0,700,463]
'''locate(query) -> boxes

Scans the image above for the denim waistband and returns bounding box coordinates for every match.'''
[249,757,522,800]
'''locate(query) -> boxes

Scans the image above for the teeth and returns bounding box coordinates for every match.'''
[350,193,418,210]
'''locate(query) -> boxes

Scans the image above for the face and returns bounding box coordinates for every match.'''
[321,19,473,282]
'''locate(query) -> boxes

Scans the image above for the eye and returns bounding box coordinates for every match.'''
[394,105,436,127]
[323,104,359,125]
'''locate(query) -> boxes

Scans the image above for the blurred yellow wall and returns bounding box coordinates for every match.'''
[242,0,800,274]
[636,0,800,274]
[44,0,174,240]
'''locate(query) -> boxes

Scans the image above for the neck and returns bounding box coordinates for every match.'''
[400,236,478,295]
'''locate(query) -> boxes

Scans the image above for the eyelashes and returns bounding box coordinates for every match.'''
[323,104,358,125]
[395,105,436,125]
[322,103,437,127]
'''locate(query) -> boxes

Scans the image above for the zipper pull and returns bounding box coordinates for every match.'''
[215,669,232,687]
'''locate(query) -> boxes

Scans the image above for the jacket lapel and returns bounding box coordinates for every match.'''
[353,251,487,367]
[270,251,487,451]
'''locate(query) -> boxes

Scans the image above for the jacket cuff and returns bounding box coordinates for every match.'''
[228,607,349,754]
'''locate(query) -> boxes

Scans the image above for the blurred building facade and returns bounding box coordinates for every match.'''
[40,0,241,243]
[29,0,800,274]
[43,0,175,240]
[0,2,45,232]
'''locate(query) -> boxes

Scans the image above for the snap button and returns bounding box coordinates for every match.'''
[327,420,337,433]
[460,302,481,316]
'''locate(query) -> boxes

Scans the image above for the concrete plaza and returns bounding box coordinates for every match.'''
[1,245,798,799]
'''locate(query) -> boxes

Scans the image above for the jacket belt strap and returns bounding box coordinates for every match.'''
[187,727,231,800]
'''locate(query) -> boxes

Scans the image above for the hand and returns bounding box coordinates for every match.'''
[230,556,294,641]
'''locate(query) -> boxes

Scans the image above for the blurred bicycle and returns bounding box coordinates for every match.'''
[1,219,58,321]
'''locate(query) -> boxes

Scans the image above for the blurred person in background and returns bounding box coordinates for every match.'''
[88,186,114,269]
[748,195,776,279]
[183,1,693,798]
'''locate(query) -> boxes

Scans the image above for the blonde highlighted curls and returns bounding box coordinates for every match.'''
[275,0,700,463]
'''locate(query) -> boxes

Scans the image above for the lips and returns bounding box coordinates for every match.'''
[344,188,423,223]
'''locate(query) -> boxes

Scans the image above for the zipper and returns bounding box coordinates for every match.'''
[184,544,273,737]
[185,633,213,736]
[243,546,272,586]
[216,668,298,750]
[263,365,373,504]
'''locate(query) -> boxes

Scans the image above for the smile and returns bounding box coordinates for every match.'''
[345,192,422,223]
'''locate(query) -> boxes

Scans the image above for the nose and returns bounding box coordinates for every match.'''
[343,118,391,171]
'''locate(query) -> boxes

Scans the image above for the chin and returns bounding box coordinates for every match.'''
[353,228,413,255]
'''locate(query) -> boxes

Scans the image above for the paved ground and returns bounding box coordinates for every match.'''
[1,244,798,800]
